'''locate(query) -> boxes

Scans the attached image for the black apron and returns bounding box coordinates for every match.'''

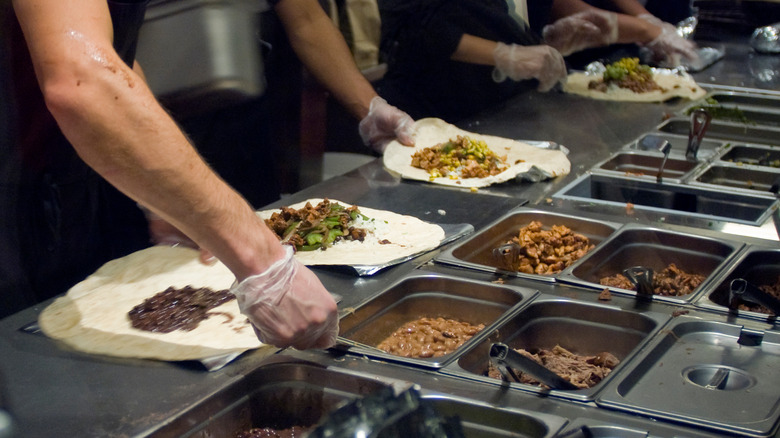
[0,0,150,319]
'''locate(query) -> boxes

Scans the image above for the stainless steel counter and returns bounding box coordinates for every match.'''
[2,30,779,438]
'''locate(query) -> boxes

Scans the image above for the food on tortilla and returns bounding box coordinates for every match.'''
[264,199,370,251]
[564,58,706,102]
[383,118,571,188]
[487,345,619,389]
[377,317,485,358]
[39,246,271,362]
[495,221,594,275]
[600,263,705,296]
[128,285,235,333]
[257,198,445,268]
[411,135,511,181]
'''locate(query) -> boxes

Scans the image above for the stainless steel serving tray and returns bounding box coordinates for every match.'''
[597,317,780,437]
[695,245,780,324]
[681,91,780,128]
[553,173,778,226]
[717,143,780,170]
[558,224,743,304]
[656,118,780,147]
[558,417,725,438]
[421,394,568,437]
[434,208,621,283]
[688,161,780,196]
[440,295,670,403]
[624,132,725,159]
[590,150,701,184]
[337,271,537,369]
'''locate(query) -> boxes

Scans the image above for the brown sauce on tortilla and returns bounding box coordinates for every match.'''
[128,286,235,333]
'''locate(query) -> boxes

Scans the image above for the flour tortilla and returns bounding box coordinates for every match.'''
[564,68,706,102]
[257,199,445,266]
[39,246,273,362]
[383,118,571,188]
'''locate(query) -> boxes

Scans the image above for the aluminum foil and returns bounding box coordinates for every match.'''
[513,140,570,183]
[751,22,780,54]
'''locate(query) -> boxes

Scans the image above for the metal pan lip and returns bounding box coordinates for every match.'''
[655,117,780,147]
[434,206,622,284]
[623,132,726,160]
[595,316,780,437]
[556,222,745,305]
[335,270,539,370]
[438,294,671,403]
[693,244,780,324]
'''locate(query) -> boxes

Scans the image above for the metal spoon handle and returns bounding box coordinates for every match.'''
[489,343,578,390]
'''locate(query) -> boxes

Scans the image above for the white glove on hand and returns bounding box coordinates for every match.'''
[542,10,619,56]
[231,245,339,350]
[639,15,699,67]
[358,96,416,153]
[492,42,567,92]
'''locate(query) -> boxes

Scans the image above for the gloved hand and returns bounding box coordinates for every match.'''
[231,245,339,350]
[492,42,567,92]
[542,10,619,56]
[358,96,416,153]
[638,14,699,67]
[142,205,216,264]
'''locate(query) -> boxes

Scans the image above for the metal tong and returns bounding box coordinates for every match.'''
[489,343,578,390]
[639,135,672,184]
[729,278,780,315]
[686,108,711,161]
[623,266,655,297]
[492,242,523,271]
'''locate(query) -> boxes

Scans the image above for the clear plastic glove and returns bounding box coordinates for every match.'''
[142,205,216,264]
[358,96,416,153]
[638,14,699,67]
[492,42,567,92]
[542,10,619,56]
[231,245,339,350]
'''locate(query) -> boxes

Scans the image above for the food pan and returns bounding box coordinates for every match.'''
[442,295,669,402]
[597,317,780,436]
[559,224,742,304]
[553,173,777,226]
[656,118,780,146]
[624,133,724,159]
[434,208,620,283]
[682,91,780,128]
[689,162,780,195]
[146,358,391,437]
[718,143,780,169]
[695,246,780,323]
[592,151,699,183]
[337,272,537,369]
[421,394,567,437]
[558,417,726,438]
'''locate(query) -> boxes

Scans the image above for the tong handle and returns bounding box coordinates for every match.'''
[686,108,711,161]
[489,343,578,390]
[623,266,655,296]
[729,278,780,314]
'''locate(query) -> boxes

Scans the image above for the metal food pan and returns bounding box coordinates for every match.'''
[558,417,725,438]
[656,118,780,146]
[591,151,700,183]
[337,272,537,369]
[553,173,777,226]
[694,246,780,323]
[624,133,724,159]
[421,394,568,437]
[559,224,743,304]
[147,358,391,437]
[597,317,780,437]
[702,91,780,111]
[689,162,780,195]
[434,208,620,283]
[441,295,669,403]
[718,143,780,169]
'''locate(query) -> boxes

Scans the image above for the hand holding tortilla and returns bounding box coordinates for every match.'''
[564,57,706,102]
[231,245,339,350]
[359,96,417,153]
[383,118,571,188]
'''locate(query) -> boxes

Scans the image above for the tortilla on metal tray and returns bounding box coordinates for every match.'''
[256,198,446,266]
[39,246,272,362]
[564,67,706,102]
[383,118,571,188]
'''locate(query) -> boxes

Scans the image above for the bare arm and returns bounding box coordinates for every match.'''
[12,0,284,281]
[451,34,500,65]
[275,0,378,119]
